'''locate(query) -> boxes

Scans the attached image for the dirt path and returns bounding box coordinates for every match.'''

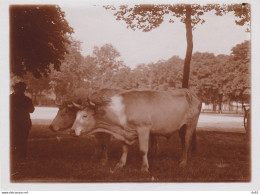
[31,107,245,133]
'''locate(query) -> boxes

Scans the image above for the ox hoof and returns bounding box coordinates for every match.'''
[141,166,150,173]
[179,160,187,168]
[115,162,124,169]
[109,168,115,174]
[111,161,125,173]
[141,169,150,174]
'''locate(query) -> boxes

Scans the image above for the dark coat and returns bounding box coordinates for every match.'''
[10,93,34,130]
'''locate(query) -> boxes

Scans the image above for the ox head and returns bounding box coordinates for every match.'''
[70,106,96,137]
[49,97,88,132]
[49,102,79,132]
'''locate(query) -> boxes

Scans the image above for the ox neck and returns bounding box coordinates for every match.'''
[94,120,137,142]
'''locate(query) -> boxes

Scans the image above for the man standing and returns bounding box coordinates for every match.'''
[10,82,34,163]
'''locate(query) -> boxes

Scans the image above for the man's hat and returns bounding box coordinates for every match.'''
[13,82,27,90]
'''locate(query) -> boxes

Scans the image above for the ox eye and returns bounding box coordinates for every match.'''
[83,115,88,118]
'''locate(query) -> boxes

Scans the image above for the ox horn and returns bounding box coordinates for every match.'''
[67,103,74,108]
[87,97,96,107]
[72,101,82,108]
[89,101,96,106]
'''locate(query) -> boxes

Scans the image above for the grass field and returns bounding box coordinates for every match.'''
[10,110,251,182]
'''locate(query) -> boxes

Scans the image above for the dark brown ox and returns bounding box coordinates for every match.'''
[49,103,112,165]
[49,88,123,165]
[71,89,202,172]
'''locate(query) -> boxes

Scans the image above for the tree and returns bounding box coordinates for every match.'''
[49,39,89,101]
[189,52,239,112]
[10,5,74,78]
[130,55,183,90]
[111,65,136,89]
[189,40,250,112]
[10,72,52,105]
[49,43,126,101]
[131,64,151,89]
[105,4,250,88]
[224,40,250,105]
[189,52,219,109]
[90,44,125,87]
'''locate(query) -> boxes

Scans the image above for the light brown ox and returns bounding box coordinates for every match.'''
[71,89,202,172]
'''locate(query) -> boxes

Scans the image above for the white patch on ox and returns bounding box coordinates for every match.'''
[108,95,127,126]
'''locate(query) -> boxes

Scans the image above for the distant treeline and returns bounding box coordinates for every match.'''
[11,40,250,113]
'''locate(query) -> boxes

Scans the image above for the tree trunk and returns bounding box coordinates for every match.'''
[33,94,37,105]
[218,94,223,113]
[213,102,217,112]
[182,4,193,89]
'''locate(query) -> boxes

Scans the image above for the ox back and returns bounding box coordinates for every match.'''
[98,89,201,137]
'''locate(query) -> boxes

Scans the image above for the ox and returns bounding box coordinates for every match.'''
[71,89,202,172]
[49,88,159,165]
[49,103,111,165]
[49,88,123,165]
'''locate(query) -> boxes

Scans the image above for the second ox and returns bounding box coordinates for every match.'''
[49,88,122,165]
[71,89,202,172]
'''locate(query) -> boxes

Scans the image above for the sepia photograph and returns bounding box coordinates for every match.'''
[1,0,260,191]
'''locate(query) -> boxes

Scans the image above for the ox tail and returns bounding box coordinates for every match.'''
[182,89,202,153]
[192,102,202,153]
[179,125,196,153]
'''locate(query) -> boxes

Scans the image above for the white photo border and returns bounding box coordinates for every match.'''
[1,0,259,191]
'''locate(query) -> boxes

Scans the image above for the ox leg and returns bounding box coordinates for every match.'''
[149,135,159,155]
[179,125,186,150]
[91,141,99,161]
[179,127,193,168]
[99,133,110,166]
[93,133,110,166]
[99,144,108,166]
[137,129,150,172]
[114,143,129,171]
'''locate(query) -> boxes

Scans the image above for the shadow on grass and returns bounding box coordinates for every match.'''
[10,124,251,182]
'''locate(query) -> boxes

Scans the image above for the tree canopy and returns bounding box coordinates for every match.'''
[23,38,250,108]
[49,43,126,101]
[189,40,250,111]
[10,5,74,78]
[224,40,251,103]
[49,39,86,100]
[106,4,250,31]
[105,3,250,88]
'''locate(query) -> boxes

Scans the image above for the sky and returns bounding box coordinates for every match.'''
[60,5,250,69]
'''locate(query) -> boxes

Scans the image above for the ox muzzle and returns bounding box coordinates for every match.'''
[49,125,57,132]
[69,129,79,137]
